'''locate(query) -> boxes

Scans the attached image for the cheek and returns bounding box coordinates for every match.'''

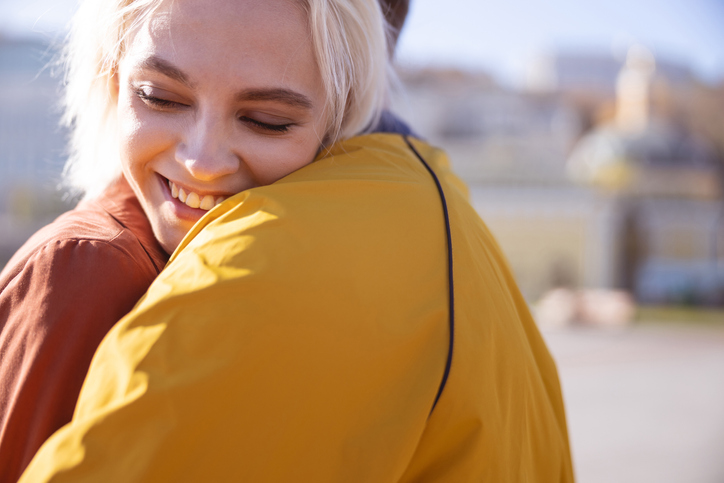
[117,96,171,173]
[244,136,321,184]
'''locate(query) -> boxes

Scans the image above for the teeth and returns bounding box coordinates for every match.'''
[185,192,200,209]
[200,195,215,210]
[168,180,224,212]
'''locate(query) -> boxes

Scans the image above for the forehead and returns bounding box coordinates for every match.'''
[147,0,306,44]
[124,0,317,89]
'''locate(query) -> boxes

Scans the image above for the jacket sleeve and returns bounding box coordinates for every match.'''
[19,143,451,483]
[0,238,156,482]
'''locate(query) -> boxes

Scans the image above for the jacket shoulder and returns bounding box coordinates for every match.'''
[0,207,161,482]
[0,202,153,292]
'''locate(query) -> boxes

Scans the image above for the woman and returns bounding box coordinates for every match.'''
[19,0,575,481]
[18,0,574,481]
[0,0,396,479]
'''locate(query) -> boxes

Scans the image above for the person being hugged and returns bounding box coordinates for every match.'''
[10,0,573,481]
[1,0,393,479]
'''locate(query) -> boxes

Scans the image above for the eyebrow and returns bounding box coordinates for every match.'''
[139,55,194,88]
[235,89,313,110]
[138,55,314,110]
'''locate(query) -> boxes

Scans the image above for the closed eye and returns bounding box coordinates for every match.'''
[135,87,188,109]
[240,116,292,133]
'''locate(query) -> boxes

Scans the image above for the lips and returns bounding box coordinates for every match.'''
[167,179,227,211]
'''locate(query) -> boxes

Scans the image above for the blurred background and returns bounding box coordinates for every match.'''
[1,0,723,481]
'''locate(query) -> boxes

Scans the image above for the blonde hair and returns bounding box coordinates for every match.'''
[61,0,394,199]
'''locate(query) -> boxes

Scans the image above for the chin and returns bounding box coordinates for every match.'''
[148,206,196,255]
[162,232,185,255]
[151,224,183,256]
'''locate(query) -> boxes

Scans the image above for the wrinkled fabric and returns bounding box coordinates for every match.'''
[0,177,168,482]
[21,134,573,483]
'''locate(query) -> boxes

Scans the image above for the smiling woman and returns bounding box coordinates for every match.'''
[0,0,393,480]
[114,0,330,252]
[63,0,389,203]
[3,0,574,481]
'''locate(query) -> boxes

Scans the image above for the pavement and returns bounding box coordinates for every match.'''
[541,322,724,483]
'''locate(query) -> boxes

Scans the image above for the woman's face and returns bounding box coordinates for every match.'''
[115,0,327,254]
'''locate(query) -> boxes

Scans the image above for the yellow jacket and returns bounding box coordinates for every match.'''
[22,134,573,482]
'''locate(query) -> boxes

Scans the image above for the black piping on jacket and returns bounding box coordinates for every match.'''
[403,135,455,417]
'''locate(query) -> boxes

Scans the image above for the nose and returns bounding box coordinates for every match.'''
[176,111,239,181]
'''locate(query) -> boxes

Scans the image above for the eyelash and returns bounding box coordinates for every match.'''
[135,89,183,109]
[135,88,292,134]
[239,116,291,133]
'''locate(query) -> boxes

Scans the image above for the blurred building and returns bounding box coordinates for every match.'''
[567,46,723,305]
[393,47,724,305]
[0,36,70,267]
[526,50,695,96]
[394,66,581,184]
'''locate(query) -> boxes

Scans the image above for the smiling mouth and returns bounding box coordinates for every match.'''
[167,179,227,211]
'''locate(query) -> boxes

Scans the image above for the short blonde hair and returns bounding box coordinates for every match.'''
[61,0,394,199]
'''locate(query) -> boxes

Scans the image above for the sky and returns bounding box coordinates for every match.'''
[2,0,724,85]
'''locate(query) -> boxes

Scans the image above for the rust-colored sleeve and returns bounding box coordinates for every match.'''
[0,238,155,482]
